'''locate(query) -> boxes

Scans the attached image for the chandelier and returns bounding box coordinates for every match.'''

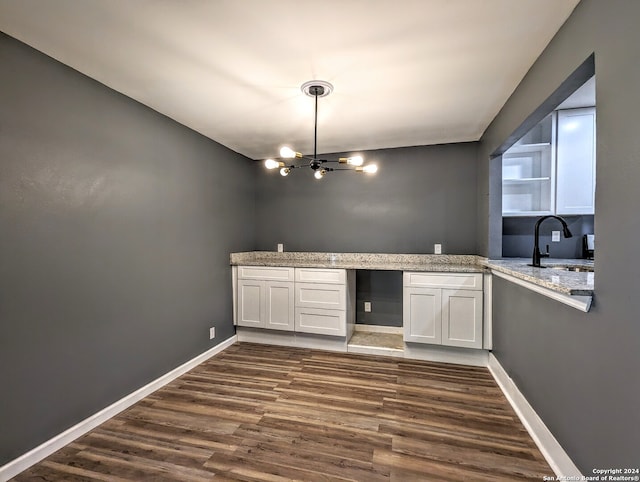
[264,80,378,179]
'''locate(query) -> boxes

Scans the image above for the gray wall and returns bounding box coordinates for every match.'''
[502,215,594,258]
[256,143,478,254]
[0,34,256,465]
[356,271,403,327]
[492,278,639,471]
[478,0,640,471]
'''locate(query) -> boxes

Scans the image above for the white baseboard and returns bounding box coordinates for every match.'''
[404,343,489,367]
[354,324,403,334]
[0,335,237,482]
[487,353,581,478]
[236,327,348,352]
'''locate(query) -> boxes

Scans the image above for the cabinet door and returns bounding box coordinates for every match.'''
[403,287,442,344]
[265,281,294,331]
[442,289,483,349]
[237,279,264,328]
[556,108,596,215]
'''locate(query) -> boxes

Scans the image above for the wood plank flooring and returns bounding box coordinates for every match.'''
[13,342,554,481]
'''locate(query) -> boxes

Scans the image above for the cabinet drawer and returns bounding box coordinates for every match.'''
[238,266,294,281]
[295,307,346,336]
[295,268,346,284]
[295,283,346,310]
[403,272,482,290]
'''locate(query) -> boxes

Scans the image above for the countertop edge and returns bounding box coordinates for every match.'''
[480,260,594,296]
[231,260,486,273]
[491,270,592,312]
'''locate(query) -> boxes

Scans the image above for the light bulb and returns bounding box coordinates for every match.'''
[338,155,364,166]
[314,169,325,180]
[265,158,280,169]
[280,146,296,159]
[280,167,290,177]
[358,164,378,174]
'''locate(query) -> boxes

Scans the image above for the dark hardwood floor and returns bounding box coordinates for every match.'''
[13,342,554,481]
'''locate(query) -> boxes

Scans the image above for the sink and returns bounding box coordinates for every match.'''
[548,264,594,272]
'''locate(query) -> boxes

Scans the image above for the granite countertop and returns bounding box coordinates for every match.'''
[230,252,485,273]
[230,252,594,296]
[482,258,594,296]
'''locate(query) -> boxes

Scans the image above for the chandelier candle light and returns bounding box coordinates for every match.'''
[264,80,378,179]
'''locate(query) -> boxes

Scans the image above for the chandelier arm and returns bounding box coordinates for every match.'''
[278,154,316,161]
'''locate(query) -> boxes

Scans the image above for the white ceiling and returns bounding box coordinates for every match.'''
[0,0,579,160]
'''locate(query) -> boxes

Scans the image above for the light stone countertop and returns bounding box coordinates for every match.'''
[230,252,595,296]
[230,252,484,273]
[481,258,594,296]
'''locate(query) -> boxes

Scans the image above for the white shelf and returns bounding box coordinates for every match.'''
[506,142,552,154]
[502,113,556,215]
[503,211,554,217]
[503,177,551,183]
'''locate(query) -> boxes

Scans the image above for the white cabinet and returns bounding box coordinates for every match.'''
[403,272,483,349]
[295,268,348,336]
[502,108,596,216]
[237,267,294,331]
[237,266,349,337]
[556,107,596,215]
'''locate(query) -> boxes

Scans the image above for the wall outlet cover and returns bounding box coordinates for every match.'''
[209,327,215,339]
[552,231,561,242]
[434,244,442,254]
[277,243,284,252]
[364,301,372,312]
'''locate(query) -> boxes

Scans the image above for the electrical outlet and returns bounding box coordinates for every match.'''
[209,327,215,339]
[552,231,561,242]
[364,301,372,313]
[277,243,284,252]
[434,244,442,254]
